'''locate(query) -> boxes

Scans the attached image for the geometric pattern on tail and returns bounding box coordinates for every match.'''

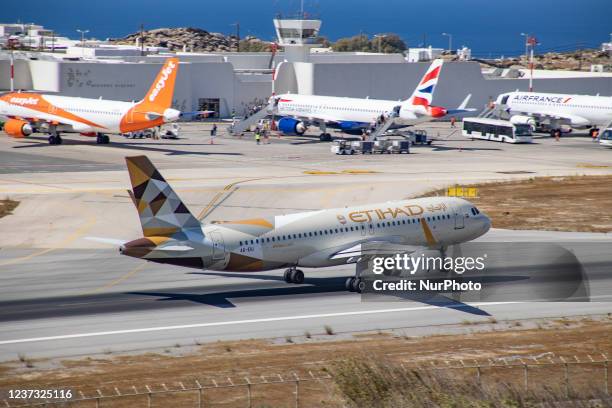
[125,155,201,237]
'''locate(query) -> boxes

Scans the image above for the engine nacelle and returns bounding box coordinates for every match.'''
[3,119,33,138]
[510,115,537,130]
[277,117,306,135]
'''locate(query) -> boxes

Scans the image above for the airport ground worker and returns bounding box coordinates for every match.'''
[592,128,599,142]
[450,116,456,128]
[255,130,261,145]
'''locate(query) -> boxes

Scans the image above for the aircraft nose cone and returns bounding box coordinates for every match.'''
[164,108,181,122]
[481,215,491,233]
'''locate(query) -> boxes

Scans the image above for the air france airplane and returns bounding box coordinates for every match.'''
[90,156,491,293]
[497,91,612,137]
[272,59,472,140]
[0,58,181,145]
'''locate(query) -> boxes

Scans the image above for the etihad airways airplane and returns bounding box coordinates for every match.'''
[0,58,181,145]
[497,91,612,137]
[272,59,472,140]
[89,156,491,293]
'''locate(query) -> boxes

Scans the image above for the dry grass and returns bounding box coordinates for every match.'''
[0,318,610,407]
[423,175,612,232]
[0,199,19,219]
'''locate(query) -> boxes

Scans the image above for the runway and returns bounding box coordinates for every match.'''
[0,123,611,362]
[0,228,610,361]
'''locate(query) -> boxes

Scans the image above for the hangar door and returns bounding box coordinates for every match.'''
[198,98,220,118]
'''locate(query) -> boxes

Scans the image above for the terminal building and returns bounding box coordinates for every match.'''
[1,17,612,118]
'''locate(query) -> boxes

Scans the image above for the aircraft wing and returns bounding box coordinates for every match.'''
[330,240,422,260]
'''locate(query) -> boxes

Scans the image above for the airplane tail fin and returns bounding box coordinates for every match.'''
[406,59,444,107]
[138,57,179,112]
[125,155,201,237]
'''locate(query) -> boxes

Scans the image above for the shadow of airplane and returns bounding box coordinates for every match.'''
[12,137,242,156]
[130,272,493,315]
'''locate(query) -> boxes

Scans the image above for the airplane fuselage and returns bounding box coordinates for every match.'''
[500,91,612,128]
[276,93,424,126]
[122,197,490,272]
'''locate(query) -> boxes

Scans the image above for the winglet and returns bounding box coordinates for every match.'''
[458,94,472,110]
[420,218,438,248]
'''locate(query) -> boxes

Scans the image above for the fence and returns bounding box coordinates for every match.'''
[4,354,609,407]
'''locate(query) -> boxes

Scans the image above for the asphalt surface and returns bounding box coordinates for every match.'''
[0,123,611,362]
[0,229,610,361]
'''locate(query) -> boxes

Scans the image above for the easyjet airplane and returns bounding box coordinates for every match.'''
[0,58,180,145]
[90,156,491,293]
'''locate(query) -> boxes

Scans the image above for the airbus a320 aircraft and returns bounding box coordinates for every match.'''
[0,58,181,145]
[90,156,491,293]
[271,59,472,140]
[497,91,612,137]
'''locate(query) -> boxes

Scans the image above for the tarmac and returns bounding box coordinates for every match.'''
[0,122,611,361]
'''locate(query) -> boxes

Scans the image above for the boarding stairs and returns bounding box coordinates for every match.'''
[478,103,510,120]
[229,100,276,135]
[366,106,400,141]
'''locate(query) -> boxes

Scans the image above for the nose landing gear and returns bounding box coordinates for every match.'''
[283,267,305,284]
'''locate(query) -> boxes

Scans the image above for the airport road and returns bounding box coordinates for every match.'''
[0,123,611,361]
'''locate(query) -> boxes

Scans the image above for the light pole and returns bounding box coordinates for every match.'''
[76,29,89,57]
[374,34,384,53]
[442,32,452,54]
[520,33,528,62]
[230,22,240,52]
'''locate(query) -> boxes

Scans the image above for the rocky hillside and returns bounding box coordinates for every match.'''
[110,27,240,52]
[476,49,611,71]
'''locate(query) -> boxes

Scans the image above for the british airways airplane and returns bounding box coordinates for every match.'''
[272,59,471,141]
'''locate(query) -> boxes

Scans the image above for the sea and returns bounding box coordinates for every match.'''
[5,0,612,58]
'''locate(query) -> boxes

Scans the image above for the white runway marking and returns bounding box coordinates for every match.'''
[0,302,517,345]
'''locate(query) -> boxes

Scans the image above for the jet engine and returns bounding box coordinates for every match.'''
[510,115,537,130]
[3,119,33,138]
[277,117,307,135]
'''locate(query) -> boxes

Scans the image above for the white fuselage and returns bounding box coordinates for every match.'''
[191,197,491,272]
[500,92,612,128]
[0,94,136,133]
[276,93,424,125]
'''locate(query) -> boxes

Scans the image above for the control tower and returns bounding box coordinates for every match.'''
[273,14,322,63]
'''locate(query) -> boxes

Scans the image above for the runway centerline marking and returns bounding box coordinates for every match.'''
[0,302,517,345]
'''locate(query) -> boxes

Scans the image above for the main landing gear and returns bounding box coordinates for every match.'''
[48,135,63,145]
[319,133,332,142]
[96,133,110,144]
[284,267,305,284]
[345,276,365,293]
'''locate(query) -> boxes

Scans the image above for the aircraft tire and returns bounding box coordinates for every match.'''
[292,269,305,284]
[351,278,363,293]
[345,277,355,292]
[283,269,292,283]
[102,135,110,144]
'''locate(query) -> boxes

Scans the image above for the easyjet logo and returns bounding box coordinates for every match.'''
[148,61,176,103]
[9,97,39,106]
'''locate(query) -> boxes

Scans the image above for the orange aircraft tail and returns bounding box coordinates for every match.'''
[138,57,179,112]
